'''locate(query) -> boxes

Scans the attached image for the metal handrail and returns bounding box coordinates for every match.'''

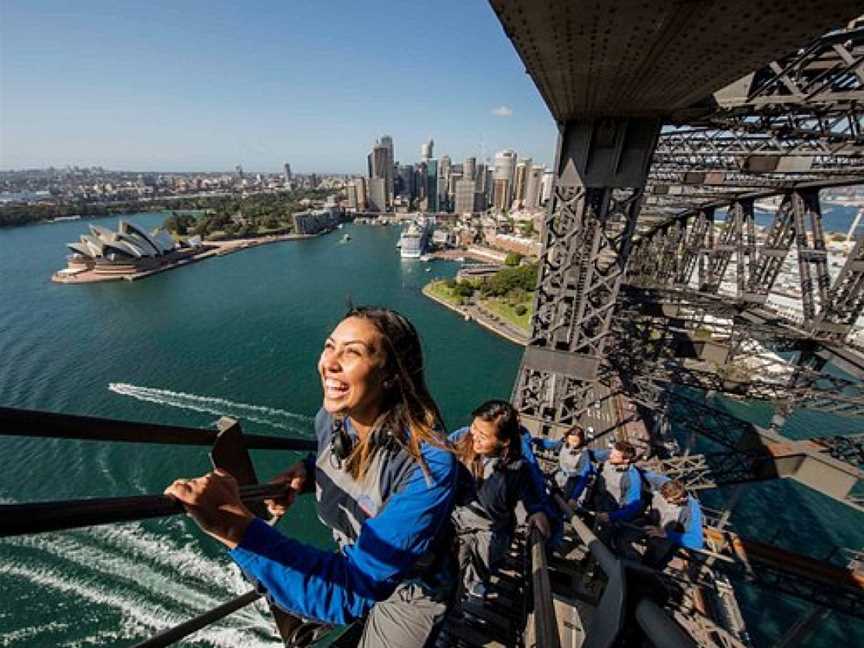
[130,590,262,648]
[0,406,317,451]
[528,525,562,648]
[0,482,291,537]
[553,494,697,648]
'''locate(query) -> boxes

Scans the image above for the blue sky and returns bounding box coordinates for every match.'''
[0,1,558,173]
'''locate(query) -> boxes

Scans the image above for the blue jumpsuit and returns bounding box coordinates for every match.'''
[229,408,457,647]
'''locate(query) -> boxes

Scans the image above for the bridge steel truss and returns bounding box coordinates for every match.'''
[511,118,661,435]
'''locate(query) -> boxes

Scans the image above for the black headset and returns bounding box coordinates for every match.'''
[330,413,397,468]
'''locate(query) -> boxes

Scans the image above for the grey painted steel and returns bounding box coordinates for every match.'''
[130,590,262,648]
[0,405,316,451]
[634,599,698,648]
[0,482,289,537]
[512,118,660,433]
[489,1,862,122]
[528,526,561,648]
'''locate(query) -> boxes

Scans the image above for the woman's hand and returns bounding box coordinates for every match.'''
[264,460,309,518]
[164,469,254,549]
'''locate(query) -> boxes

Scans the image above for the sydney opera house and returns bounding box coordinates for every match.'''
[58,220,202,280]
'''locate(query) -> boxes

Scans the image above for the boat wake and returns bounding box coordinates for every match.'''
[108,383,314,436]
[0,510,280,647]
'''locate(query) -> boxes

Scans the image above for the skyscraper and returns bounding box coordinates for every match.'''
[367,177,387,212]
[513,158,532,207]
[525,165,544,210]
[493,150,518,212]
[283,163,292,184]
[379,135,394,200]
[455,179,480,215]
[463,157,477,182]
[398,164,415,200]
[425,159,438,212]
[367,142,391,207]
[421,139,434,161]
[438,155,451,210]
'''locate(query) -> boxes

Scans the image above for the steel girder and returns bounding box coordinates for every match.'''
[512,118,660,434]
[629,188,864,342]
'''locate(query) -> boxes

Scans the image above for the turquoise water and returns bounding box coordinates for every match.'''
[0,214,862,646]
[0,215,520,646]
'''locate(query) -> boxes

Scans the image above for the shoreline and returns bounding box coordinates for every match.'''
[421,282,528,346]
[52,230,322,284]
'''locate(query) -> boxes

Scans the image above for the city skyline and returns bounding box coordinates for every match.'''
[0,1,558,173]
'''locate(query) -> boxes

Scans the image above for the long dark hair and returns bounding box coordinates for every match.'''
[339,306,447,480]
[454,399,522,480]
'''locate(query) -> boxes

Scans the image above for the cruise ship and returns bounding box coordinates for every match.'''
[399,218,431,259]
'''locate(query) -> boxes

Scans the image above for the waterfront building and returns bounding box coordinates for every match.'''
[292,208,341,235]
[63,220,185,278]
[421,138,434,160]
[425,159,438,212]
[367,177,387,212]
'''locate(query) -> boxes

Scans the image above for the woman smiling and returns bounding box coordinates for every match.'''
[164,307,457,647]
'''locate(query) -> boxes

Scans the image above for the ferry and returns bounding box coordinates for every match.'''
[340,233,351,243]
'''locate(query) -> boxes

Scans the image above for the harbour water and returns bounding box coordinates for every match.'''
[0,212,862,645]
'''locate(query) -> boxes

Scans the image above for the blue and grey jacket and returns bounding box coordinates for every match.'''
[586,449,645,522]
[530,437,593,502]
[449,427,542,531]
[643,473,705,551]
[229,408,457,625]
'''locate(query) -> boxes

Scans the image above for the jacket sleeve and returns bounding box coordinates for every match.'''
[531,437,563,452]
[608,468,643,522]
[519,431,554,515]
[229,445,456,625]
[563,449,595,501]
[667,498,704,550]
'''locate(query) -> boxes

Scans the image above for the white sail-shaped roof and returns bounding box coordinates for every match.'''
[67,242,96,258]
[121,221,164,255]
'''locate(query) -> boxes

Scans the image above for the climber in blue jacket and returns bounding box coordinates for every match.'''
[165,307,457,648]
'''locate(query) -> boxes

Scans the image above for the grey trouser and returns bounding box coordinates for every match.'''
[457,527,511,589]
[359,581,449,648]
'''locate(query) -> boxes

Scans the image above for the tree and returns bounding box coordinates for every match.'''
[504,252,523,266]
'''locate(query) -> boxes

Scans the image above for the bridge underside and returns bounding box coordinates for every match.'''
[491,2,864,646]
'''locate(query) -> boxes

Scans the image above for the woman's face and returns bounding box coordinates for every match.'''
[470,417,508,456]
[318,317,388,422]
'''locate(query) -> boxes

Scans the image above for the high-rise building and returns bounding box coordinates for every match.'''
[354,177,368,210]
[525,165,544,210]
[379,135,394,200]
[455,179,481,215]
[421,139,434,161]
[398,164,415,200]
[283,163,292,183]
[367,177,387,212]
[367,143,391,207]
[463,157,477,182]
[492,178,511,212]
[541,169,555,204]
[438,155,451,210]
[493,150,518,212]
[425,159,438,212]
[513,158,532,207]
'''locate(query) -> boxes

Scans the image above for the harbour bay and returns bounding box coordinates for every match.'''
[0,212,862,646]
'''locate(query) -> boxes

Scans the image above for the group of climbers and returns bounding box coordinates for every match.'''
[162,307,704,648]
[534,427,704,567]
